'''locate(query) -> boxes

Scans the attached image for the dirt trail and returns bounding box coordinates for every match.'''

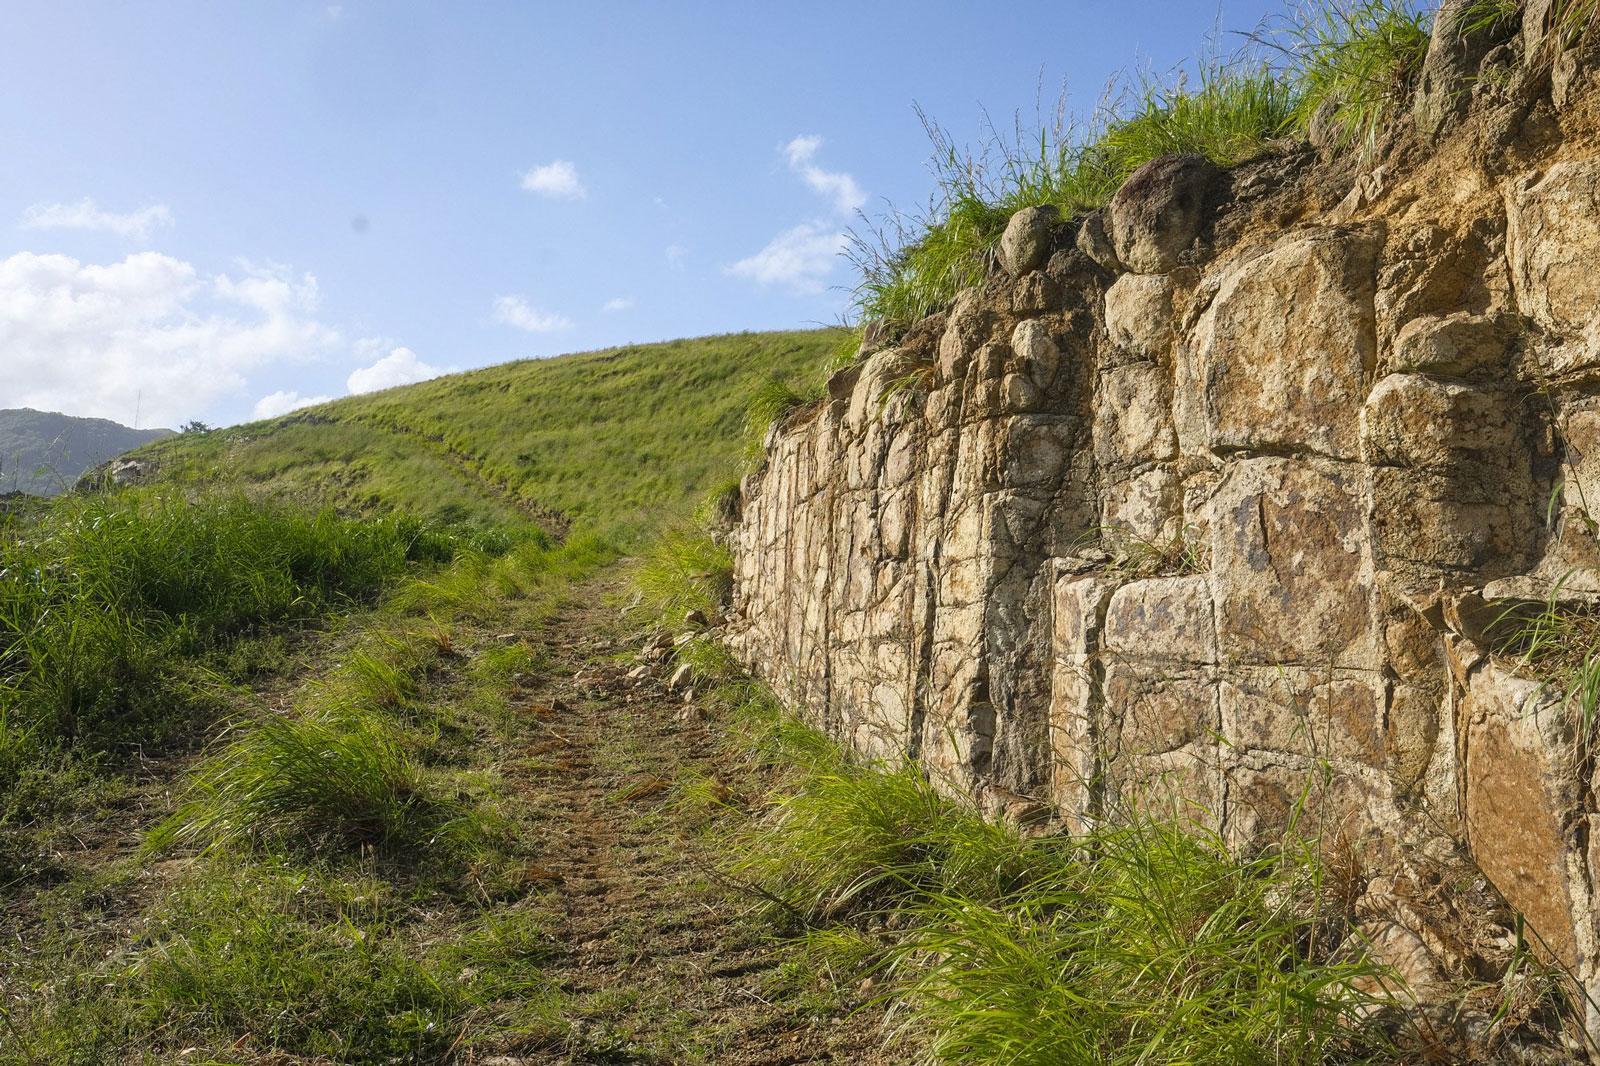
[506,578,901,1066]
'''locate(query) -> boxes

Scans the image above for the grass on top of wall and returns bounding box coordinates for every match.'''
[849,0,1438,333]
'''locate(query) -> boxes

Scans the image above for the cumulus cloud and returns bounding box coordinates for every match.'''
[781,135,866,215]
[602,296,633,313]
[253,390,332,419]
[346,346,440,394]
[20,199,174,240]
[725,221,847,294]
[0,251,342,426]
[727,135,861,294]
[520,160,586,200]
[492,294,573,333]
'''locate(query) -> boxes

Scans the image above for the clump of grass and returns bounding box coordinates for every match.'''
[888,820,1390,1065]
[851,61,1299,329]
[1091,523,1211,578]
[634,528,734,625]
[120,862,464,1061]
[0,490,445,763]
[1099,66,1299,171]
[825,324,867,373]
[849,185,1012,328]
[742,378,810,460]
[1278,0,1432,152]
[673,634,741,685]
[152,701,480,856]
[1488,582,1600,747]
[343,632,432,710]
[737,756,1050,923]
[8,860,562,1062]
[727,685,1396,1063]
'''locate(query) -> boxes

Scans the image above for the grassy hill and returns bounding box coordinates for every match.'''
[0,408,173,496]
[132,330,836,543]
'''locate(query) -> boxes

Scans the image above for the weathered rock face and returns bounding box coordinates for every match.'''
[729,77,1600,1034]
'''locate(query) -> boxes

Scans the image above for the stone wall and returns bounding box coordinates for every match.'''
[727,9,1600,1029]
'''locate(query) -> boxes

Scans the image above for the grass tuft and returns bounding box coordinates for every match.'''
[742,378,810,460]
[1278,0,1432,152]
[635,528,734,625]
[850,60,1299,330]
[724,678,1397,1064]
[152,701,481,857]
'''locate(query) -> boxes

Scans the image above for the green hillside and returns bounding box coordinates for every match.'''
[135,330,838,542]
[0,408,173,496]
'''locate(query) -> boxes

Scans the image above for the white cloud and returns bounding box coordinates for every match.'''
[20,199,174,240]
[725,221,847,294]
[665,243,687,269]
[602,296,633,313]
[253,390,331,419]
[782,134,824,169]
[520,160,586,200]
[492,294,573,333]
[781,135,865,215]
[346,346,440,394]
[0,251,342,426]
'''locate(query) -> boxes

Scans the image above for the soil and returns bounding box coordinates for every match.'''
[501,577,903,1065]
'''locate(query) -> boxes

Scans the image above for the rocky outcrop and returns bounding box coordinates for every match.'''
[728,16,1600,1041]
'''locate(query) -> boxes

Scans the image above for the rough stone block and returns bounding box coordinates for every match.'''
[1050,570,1119,822]
[1101,465,1184,548]
[1463,661,1587,970]
[1209,459,1379,667]
[1507,160,1600,339]
[1182,228,1378,460]
[1104,273,1176,361]
[1360,373,1516,471]
[1103,575,1216,664]
[1094,362,1177,470]
[1218,666,1386,769]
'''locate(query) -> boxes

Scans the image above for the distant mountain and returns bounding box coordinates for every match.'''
[0,408,174,496]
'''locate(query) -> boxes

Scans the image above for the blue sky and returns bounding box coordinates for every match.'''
[2,1,1281,429]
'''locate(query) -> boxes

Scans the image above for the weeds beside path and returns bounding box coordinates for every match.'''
[0,560,899,1064]
[508,575,897,1064]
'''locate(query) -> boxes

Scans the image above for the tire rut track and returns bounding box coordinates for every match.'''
[504,579,901,1065]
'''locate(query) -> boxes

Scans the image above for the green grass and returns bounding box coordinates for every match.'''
[705,677,1395,1065]
[0,490,452,774]
[742,377,811,461]
[850,61,1301,329]
[7,507,605,1062]
[150,531,617,861]
[1281,0,1432,152]
[634,527,734,626]
[16,859,563,1063]
[151,700,481,857]
[130,330,841,544]
[847,1,1442,333]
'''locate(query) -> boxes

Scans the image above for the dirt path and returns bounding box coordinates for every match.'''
[504,578,901,1066]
